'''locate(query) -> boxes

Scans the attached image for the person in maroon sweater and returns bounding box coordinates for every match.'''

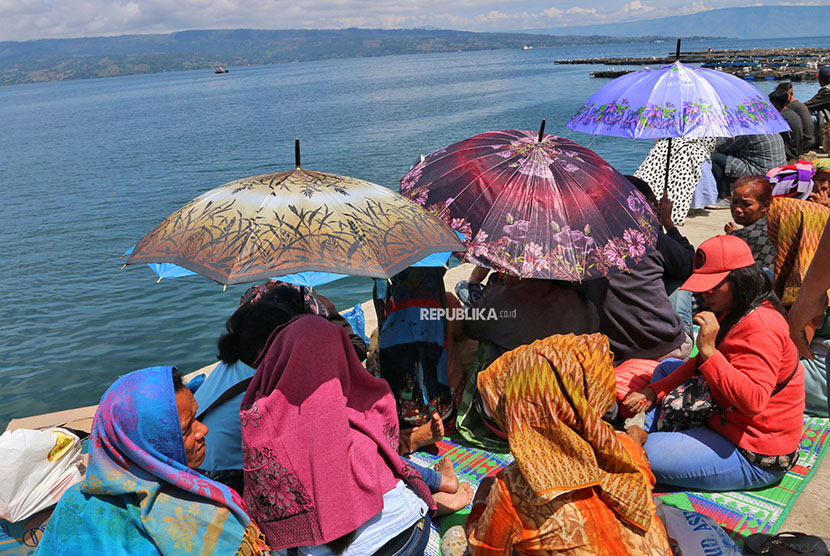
[623,235,804,491]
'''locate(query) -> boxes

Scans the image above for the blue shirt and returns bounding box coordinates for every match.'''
[193,360,256,471]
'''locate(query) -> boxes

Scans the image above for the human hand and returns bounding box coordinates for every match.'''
[693,311,720,360]
[724,221,738,234]
[626,425,649,446]
[788,291,829,359]
[809,189,830,208]
[473,476,495,505]
[622,387,657,414]
[658,193,674,231]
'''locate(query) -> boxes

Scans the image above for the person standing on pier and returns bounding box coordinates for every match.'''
[769,89,803,162]
[776,82,814,154]
[805,66,830,152]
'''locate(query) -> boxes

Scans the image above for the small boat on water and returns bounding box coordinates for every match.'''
[215,66,229,74]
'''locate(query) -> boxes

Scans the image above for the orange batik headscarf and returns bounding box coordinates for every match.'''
[477,333,653,531]
[767,196,830,307]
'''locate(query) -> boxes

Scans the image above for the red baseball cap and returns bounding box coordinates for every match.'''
[680,235,756,292]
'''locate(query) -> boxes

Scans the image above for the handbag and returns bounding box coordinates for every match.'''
[656,374,720,432]
[656,359,801,433]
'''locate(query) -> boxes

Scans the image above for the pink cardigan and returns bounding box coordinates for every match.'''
[651,302,804,456]
[240,315,434,550]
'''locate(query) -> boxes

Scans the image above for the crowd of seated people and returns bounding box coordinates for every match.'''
[33,115,830,555]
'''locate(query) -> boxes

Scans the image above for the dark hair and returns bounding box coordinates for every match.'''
[171,367,186,392]
[819,66,830,86]
[775,81,793,93]
[217,297,298,366]
[256,285,305,315]
[717,263,784,344]
[731,175,772,207]
[768,89,789,110]
[624,174,657,205]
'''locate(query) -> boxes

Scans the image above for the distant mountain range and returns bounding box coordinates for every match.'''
[0,28,673,86]
[525,5,830,39]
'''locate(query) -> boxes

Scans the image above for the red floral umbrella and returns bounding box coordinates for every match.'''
[400,126,658,281]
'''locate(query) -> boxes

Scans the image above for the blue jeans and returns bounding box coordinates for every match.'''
[643,359,785,491]
[375,514,432,556]
[406,460,441,492]
[666,278,693,337]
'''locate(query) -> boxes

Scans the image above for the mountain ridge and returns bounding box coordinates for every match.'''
[522,5,830,39]
[0,28,680,86]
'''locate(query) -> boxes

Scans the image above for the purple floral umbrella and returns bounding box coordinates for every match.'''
[566,61,789,140]
[566,42,790,194]
[400,126,659,281]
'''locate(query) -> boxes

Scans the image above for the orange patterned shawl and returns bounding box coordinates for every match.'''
[477,333,653,531]
[767,197,830,306]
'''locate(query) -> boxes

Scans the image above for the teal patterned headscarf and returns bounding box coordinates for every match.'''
[35,366,254,555]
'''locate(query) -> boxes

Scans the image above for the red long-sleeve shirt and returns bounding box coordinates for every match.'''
[650,301,804,456]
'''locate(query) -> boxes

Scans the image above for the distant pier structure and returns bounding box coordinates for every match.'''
[558,47,830,82]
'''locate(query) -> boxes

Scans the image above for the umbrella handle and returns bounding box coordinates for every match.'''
[663,137,673,196]
[295,138,301,169]
[675,39,681,61]
[538,119,546,142]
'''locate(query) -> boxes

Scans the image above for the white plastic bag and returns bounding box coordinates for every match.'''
[0,427,84,523]
[655,500,741,556]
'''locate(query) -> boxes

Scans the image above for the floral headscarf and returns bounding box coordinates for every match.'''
[35,367,258,555]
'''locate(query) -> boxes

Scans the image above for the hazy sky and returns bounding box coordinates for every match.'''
[2,0,827,42]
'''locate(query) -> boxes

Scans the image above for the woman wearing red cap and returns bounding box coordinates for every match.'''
[623,235,805,491]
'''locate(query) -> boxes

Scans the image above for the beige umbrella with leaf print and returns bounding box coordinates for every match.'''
[126,140,464,286]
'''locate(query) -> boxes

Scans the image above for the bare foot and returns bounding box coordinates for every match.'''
[434,456,459,494]
[626,425,648,447]
[433,482,474,516]
[429,411,444,441]
[398,412,445,454]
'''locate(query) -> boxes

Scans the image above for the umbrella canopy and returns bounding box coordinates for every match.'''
[123,243,458,287]
[126,166,465,286]
[566,60,790,139]
[400,129,658,281]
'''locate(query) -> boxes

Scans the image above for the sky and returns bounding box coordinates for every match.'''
[1,0,828,42]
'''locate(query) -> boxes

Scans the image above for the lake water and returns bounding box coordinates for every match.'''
[2,35,829,428]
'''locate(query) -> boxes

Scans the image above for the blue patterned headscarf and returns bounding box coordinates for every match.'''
[35,366,253,555]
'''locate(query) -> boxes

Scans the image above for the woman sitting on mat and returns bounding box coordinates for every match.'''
[36,366,268,556]
[624,235,805,491]
[370,266,457,454]
[242,314,471,556]
[195,288,299,494]
[465,333,672,556]
[768,196,830,416]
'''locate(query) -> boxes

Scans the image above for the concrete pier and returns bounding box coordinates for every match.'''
[557,47,830,81]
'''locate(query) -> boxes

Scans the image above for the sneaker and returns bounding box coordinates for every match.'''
[704,198,731,210]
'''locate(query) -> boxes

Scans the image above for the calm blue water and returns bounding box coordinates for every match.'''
[2,36,829,428]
